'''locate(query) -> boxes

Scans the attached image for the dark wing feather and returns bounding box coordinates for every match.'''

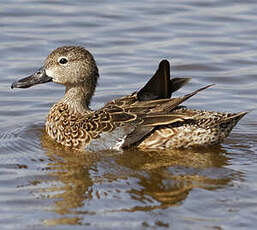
[169,77,191,94]
[137,59,190,101]
[122,126,154,148]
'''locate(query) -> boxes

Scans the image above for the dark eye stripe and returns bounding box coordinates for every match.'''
[59,58,68,64]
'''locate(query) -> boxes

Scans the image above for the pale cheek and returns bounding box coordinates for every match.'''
[46,68,65,84]
[45,69,54,78]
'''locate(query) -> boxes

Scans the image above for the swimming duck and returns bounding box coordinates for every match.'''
[11,46,247,151]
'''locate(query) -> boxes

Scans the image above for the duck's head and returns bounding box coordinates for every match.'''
[11,46,99,89]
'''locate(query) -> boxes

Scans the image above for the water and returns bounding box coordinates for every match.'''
[0,0,256,229]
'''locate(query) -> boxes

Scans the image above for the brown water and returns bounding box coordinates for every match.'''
[0,0,257,229]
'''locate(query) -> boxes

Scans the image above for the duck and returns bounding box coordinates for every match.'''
[11,46,247,151]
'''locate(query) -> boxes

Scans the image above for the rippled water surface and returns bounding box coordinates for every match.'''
[0,0,257,229]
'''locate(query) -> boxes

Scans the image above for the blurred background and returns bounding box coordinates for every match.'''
[0,0,256,229]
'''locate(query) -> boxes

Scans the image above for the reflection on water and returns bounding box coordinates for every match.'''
[39,129,234,226]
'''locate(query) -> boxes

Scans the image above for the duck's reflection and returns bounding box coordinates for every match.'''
[40,130,233,226]
[116,147,229,210]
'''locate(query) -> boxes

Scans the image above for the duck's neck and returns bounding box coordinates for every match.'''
[60,84,93,114]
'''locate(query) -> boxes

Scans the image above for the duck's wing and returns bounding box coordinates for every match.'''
[137,59,190,101]
[82,60,211,149]
[92,84,213,149]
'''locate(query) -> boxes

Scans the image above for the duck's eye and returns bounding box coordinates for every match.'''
[58,57,68,65]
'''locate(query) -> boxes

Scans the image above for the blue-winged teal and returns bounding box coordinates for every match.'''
[11,46,247,151]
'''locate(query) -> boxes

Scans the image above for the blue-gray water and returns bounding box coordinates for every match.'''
[0,0,256,229]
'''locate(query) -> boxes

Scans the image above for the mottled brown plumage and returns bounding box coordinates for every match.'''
[11,46,247,151]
